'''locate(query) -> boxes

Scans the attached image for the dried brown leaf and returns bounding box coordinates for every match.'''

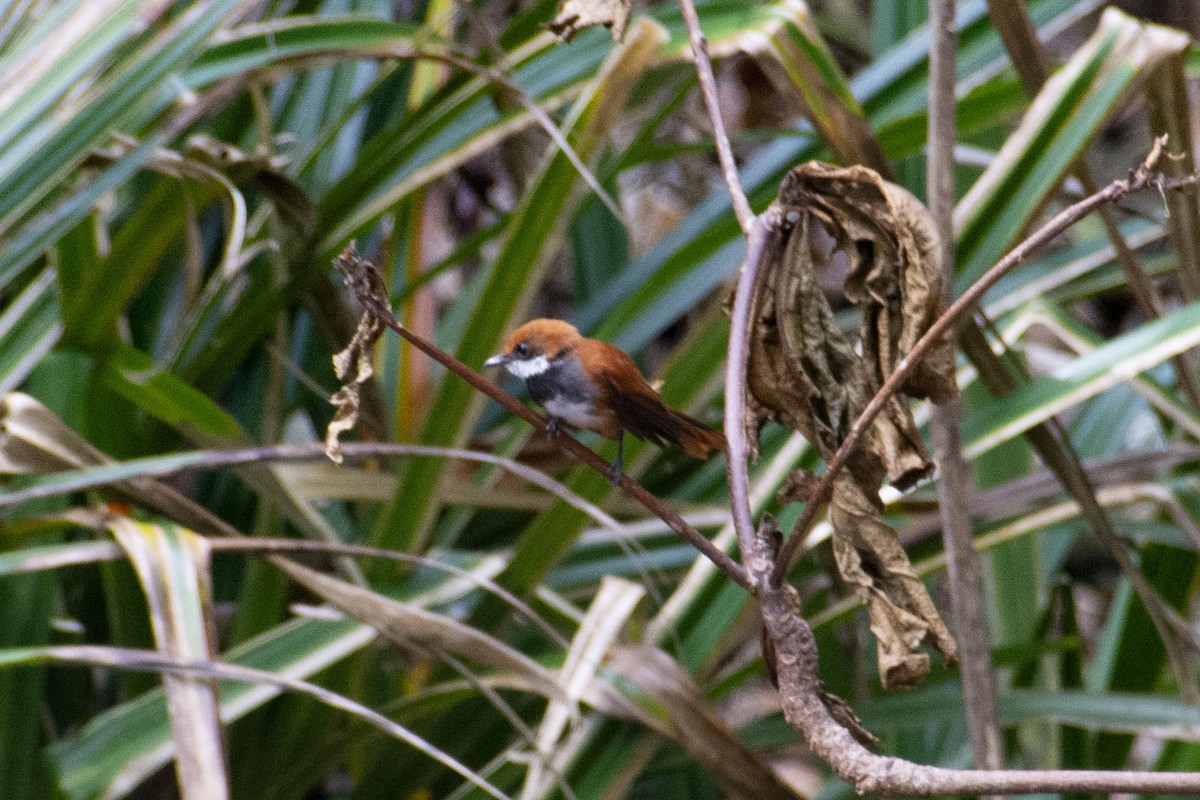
[776,468,818,506]
[545,0,633,42]
[744,162,958,689]
[829,475,956,687]
[325,245,384,464]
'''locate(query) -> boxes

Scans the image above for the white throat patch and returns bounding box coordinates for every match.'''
[505,355,551,379]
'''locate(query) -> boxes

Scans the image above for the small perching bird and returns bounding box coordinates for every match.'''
[485,319,726,481]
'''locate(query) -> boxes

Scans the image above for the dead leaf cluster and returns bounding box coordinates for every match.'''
[743,162,958,689]
[545,0,633,42]
[325,245,386,464]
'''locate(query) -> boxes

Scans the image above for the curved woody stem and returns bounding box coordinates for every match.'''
[723,216,770,562]
[676,0,755,234]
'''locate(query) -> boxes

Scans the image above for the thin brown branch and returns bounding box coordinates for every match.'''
[676,0,755,234]
[926,0,1004,783]
[333,249,752,591]
[773,141,1197,581]
[723,216,770,561]
[973,7,1200,667]
[986,0,1200,407]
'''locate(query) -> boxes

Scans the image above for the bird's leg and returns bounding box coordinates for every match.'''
[545,416,562,439]
[606,433,624,485]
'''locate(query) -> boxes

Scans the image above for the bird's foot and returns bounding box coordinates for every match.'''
[606,434,625,485]
[545,417,562,439]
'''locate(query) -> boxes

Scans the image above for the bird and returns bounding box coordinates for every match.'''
[485,319,726,482]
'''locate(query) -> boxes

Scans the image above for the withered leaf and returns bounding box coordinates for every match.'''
[743,162,958,690]
[325,245,385,464]
[545,0,633,42]
[776,467,818,506]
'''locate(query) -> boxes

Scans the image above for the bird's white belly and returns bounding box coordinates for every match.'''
[544,397,605,430]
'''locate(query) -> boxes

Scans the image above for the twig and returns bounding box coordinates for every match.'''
[675,0,760,576]
[668,0,781,603]
[926,0,1004,784]
[333,249,752,591]
[723,217,770,561]
[773,140,1196,580]
[986,0,1200,408]
[676,0,755,234]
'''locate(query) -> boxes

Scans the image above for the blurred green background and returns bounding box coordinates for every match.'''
[3,0,1200,798]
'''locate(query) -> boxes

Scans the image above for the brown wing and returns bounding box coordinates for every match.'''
[605,381,680,447]
[585,339,726,458]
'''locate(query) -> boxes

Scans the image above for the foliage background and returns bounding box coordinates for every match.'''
[3,0,1200,798]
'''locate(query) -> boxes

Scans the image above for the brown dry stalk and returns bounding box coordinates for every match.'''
[724,218,769,557]
[927,0,1005,783]
[751,529,1200,796]
[676,0,754,234]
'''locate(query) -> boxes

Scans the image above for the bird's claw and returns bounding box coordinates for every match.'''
[545,417,562,439]
[605,460,622,485]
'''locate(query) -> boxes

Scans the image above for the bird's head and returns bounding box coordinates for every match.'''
[485,318,582,379]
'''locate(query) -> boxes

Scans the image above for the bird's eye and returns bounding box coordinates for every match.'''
[514,341,529,357]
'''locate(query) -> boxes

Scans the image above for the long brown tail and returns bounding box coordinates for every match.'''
[670,408,727,459]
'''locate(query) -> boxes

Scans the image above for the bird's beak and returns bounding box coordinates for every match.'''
[484,354,507,368]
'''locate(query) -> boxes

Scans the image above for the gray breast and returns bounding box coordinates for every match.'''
[526,356,595,406]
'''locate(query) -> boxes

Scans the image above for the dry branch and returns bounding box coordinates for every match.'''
[927,0,1004,781]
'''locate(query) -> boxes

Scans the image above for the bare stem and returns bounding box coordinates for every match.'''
[926,0,1004,784]
[723,216,770,561]
[676,0,755,234]
[774,142,1195,580]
